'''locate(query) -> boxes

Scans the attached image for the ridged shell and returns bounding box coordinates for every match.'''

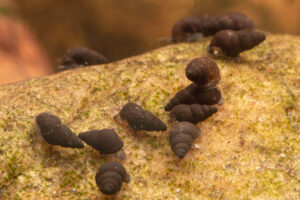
[164,84,223,111]
[35,112,84,148]
[119,103,167,131]
[185,57,221,87]
[95,162,130,195]
[170,104,218,124]
[78,129,123,154]
[208,29,266,57]
[60,47,108,70]
[169,122,201,159]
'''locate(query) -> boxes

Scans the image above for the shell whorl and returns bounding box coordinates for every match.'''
[170,104,218,124]
[209,29,266,57]
[169,122,201,159]
[35,112,84,148]
[185,57,220,87]
[119,103,167,131]
[95,162,130,195]
[78,129,123,154]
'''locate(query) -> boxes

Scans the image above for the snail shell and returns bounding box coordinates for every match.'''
[35,112,84,148]
[208,29,266,57]
[78,129,123,154]
[185,57,220,87]
[170,104,218,124]
[119,103,167,132]
[164,84,223,111]
[95,162,130,195]
[169,122,201,159]
[171,12,254,42]
[60,47,108,70]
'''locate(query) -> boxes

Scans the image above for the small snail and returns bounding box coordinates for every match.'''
[170,104,218,124]
[95,162,130,195]
[118,103,167,132]
[79,129,123,154]
[208,29,266,57]
[164,83,223,111]
[172,12,254,42]
[169,122,201,159]
[185,57,220,87]
[35,112,84,148]
[59,47,108,71]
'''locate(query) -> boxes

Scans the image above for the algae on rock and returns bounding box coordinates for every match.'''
[0,34,299,199]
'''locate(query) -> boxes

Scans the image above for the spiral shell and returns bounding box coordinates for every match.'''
[164,84,223,111]
[35,112,84,148]
[169,122,201,159]
[60,47,108,70]
[119,103,167,132]
[170,104,218,124]
[95,162,130,195]
[172,12,254,42]
[208,29,266,57]
[78,129,123,154]
[185,57,220,87]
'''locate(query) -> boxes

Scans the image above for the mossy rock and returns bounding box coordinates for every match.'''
[0,34,299,199]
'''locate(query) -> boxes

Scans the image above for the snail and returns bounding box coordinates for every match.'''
[95,161,130,195]
[208,29,266,57]
[172,12,254,42]
[35,112,84,148]
[185,57,221,87]
[59,47,108,71]
[118,103,167,132]
[78,129,124,155]
[170,104,218,124]
[169,121,201,159]
[164,83,223,111]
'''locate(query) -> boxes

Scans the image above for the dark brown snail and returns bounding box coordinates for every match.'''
[59,47,108,71]
[164,83,223,111]
[169,122,201,159]
[95,162,130,195]
[172,12,254,42]
[119,103,167,132]
[78,129,123,154]
[35,112,84,148]
[185,57,220,87]
[170,104,218,124]
[208,29,266,57]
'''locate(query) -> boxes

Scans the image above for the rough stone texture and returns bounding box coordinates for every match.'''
[0,34,299,199]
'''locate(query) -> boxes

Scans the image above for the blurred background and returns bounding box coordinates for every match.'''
[0,0,300,85]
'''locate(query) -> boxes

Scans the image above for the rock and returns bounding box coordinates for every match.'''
[0,34,299,199]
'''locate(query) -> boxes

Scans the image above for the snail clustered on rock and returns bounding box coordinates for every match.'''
[208,29,266,57]
[117,102,167,133]
[95,162,130,195]
[35,112,84,148]
[169,122,201,159]
[78,128,124,155]
[170,104,218,124]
